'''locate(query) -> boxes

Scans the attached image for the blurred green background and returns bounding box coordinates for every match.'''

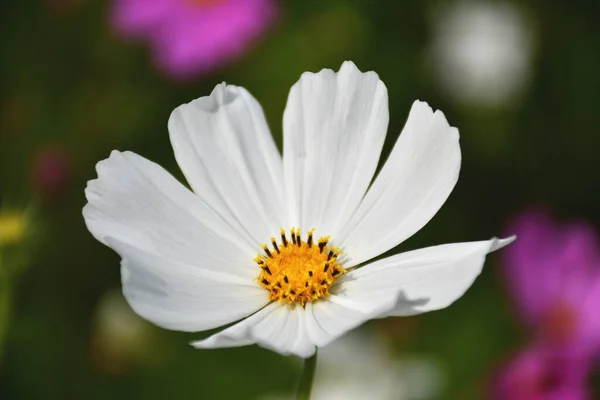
[1,0,600,399]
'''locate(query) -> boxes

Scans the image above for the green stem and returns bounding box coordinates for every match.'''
[295,351,318,400]
[0,267,13,364]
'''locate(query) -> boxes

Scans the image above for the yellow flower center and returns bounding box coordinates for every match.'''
[255,228,346,306]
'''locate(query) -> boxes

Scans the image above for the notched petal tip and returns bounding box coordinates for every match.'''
[294,60,372,86]
[409,100,461,142]
[491,235,517,252]
[338,60,382,79]
[297,68,335,84]
[410,99,433,113]
[338,60,365,76]
[210,82,239,106]
[340,60,360,71]
[83,150,126,205]
[169,82,244,120]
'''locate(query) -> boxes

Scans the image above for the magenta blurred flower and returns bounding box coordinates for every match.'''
[31,148,70,200]
[110,0,278,79]
[495,210,600,399]
[493,344,592,400]
[503,210,600,350]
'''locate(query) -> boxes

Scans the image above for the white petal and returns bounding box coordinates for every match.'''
[113,240,268,332]
[168,84,285,246]
[338,101,461,266]
[305,237,513,347]
[345,237,515,317]
[283,61,389,236]
[191,303,278,350]
[192,302,316,358]
[83,150,256,279]
[304,295,383,348]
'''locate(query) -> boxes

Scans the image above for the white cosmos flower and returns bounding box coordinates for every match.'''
[83,61,514,358]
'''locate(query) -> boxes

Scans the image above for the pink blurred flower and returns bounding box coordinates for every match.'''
[31,148,70,200]
[494,210,600,399]
[493,344,592,400]
[503,210,600,350]
[110,0,278,79]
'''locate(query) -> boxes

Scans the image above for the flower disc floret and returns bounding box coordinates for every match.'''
[255,228,346,306]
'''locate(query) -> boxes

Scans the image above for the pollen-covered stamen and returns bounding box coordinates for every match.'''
[271,237,280,254]
[318,236,329,254]
[261,244,273,258]
[255,228,346,306]
[291,228,297,245]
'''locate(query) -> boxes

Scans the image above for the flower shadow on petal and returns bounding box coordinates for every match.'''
[332,277,430,318]
[388,292,431,316]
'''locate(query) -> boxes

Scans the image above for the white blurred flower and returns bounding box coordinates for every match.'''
[91,288,151,373]
[84,61,513,358]
[429,1,536,106]
[263,329,443,400]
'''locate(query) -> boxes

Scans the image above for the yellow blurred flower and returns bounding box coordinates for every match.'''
[0,211,28,246]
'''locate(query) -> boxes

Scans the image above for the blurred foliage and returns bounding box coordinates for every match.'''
[1,0,600,399]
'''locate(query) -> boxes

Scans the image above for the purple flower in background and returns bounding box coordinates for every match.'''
[31,148,70,200]
[111,0,278,79]
[494,344,591,400]
[494,210,600,399]
[502,210,600,349]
